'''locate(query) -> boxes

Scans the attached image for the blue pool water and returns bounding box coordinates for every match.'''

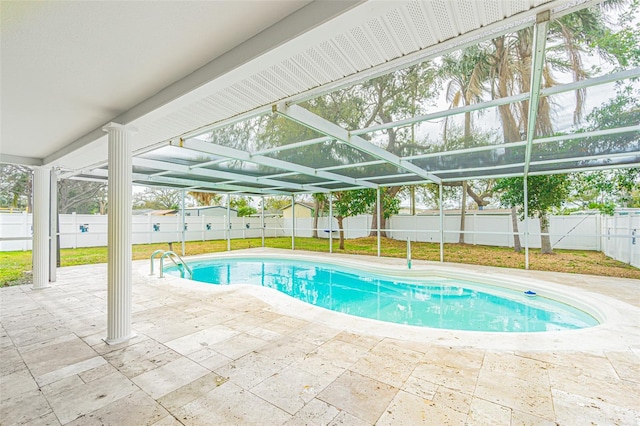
[167,258,599,332]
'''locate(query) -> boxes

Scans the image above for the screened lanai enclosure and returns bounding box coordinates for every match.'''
[63,1,639,267]
[2,0,639,345]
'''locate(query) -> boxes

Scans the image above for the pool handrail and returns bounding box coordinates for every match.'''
[150,250,192,279]
[160,251,192,278]
[149,249,165,275]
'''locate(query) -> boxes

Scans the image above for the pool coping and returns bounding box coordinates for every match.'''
[146,248,640,352]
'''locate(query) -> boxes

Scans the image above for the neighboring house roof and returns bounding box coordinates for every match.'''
[185,206,238,212]
[132,209,178,216]
[283,201,314,211]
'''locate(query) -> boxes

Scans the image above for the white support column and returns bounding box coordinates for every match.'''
[227,194,231,251]
[439,182,444,263]
[49,168,57,282]
[103,122,135,345]
[261,196,265,247]
[329,192,333,254]
[376,187,381,257]
[32,166,51,289]
[291,195,295,251]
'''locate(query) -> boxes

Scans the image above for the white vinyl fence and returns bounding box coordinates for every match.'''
[601,212,640,268]
[388,212,602,251]
[283,212,602,250]
[1,210,638,268]
[282,215,372,240]
[0,213,285,251]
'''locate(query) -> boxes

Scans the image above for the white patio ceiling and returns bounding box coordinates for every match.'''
[2,0,638,196]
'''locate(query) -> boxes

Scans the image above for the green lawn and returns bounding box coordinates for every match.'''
[1,237,638,287]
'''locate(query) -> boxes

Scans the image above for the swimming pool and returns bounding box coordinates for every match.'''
[166,257,599,332]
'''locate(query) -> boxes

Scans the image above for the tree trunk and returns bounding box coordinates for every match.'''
[312,198,319,238]
[493,37,522,144]
[26,176,33,213]
[337,216,345,250]
[369,195,380,238]
[459,181,468,244]
[511,207,522,253]
[540,213,553,254]
[410,186,416,216]
[369,186,401,238]
[458,105,472,244]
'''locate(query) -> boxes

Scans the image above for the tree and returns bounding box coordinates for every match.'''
[133,188,182,210]
[489,4,633,142]
[0,164,32,212]
[359,64,438,236]
[569,169,640,214]
[439,46,492,242]
[488,5,633,251]
[367,187,401,237]
[594,0,640,70]
[564,81,640,213]
[262,196,290,214]
[0,166,109,214]
[57,179,107,214]
[257,63,438,237]
[229,196,257,217]
[332,190,375,250]
[189,191,221,207]
[312,193,328,238]
[494,175,570,254]
[328,188,400,250]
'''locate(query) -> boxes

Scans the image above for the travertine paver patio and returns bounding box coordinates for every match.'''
[1,249,639,425]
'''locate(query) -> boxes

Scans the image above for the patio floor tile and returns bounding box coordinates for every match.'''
[349,351,417,388]
[0,387,53,425]
[157,372,227,412]
[316,370,398,424]
[401,375,438,400]
[163,325,239,356]
[283,398,340,425]
[208,331,270,359]
[0,368,39,402]
[466,397,512,425]
[552,388,640,425]
[214,351,290,389]
[377,389,467,425]
[20,337,97,377]
[251,364,329,414]
[66,390,168,425]
[173,381,292,425]
[474,368,554,421]
[42,372,137,424]
[131,357,209,400]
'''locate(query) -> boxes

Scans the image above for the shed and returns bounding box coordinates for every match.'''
[282,202,314,219]
[183,206,238,217]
